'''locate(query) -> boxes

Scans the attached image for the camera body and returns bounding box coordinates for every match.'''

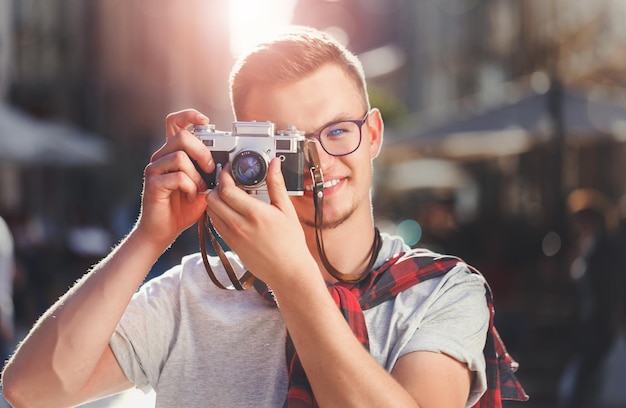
[192,121,305,195]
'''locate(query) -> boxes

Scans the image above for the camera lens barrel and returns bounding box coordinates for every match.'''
[231,150,269,188]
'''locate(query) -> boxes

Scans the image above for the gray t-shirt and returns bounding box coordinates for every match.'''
[111,233,489,407]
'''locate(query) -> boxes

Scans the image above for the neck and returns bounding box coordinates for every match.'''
[303,216,377,282]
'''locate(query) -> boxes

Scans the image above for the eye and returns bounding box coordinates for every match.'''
[327,128,346,137]
[324,122,354,139]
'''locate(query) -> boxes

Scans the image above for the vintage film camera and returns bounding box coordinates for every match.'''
[192,121,305,195]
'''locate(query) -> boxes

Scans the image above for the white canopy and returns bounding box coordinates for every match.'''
[0,104,109,166]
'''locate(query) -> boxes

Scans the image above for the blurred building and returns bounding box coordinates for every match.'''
[1,1,110,225]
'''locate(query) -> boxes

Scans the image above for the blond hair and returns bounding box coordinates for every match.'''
[229,26,369,119]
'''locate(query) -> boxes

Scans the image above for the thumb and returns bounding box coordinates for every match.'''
[266,159,293,212]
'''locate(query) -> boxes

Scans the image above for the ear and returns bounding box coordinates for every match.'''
[365,108,384,159]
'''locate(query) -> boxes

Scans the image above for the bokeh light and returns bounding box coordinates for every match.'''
[396,219,423,246]
[541,230,562,257]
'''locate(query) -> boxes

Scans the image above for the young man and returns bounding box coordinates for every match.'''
[2,27,525,407]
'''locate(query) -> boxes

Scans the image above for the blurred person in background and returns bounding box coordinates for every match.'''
[0,215,15,365]
[558,189,624,408]
[2,27,526,407]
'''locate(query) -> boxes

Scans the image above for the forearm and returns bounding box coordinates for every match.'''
[2,226,165,400]
[272,271,419,408]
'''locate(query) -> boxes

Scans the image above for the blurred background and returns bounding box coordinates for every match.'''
[1,0,626,407]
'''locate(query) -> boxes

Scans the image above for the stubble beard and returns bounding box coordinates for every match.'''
[299,201,357,231]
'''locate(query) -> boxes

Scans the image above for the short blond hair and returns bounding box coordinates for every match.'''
[229,26,369,119]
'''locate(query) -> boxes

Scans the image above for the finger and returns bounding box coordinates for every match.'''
[266,159,294,214]
[146,150,208,192]
[214,163,256,212]
[151,130,200,162]
[145,169,203,204]
[165,109,209,139]
[204,190,239,237]
[204,180,248,240]
[150,130,215,176]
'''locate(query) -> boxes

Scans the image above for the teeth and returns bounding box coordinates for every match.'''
[323,179,340,188]
[305,179,340,191]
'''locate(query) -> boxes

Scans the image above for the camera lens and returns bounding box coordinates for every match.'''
[231,150,268,188]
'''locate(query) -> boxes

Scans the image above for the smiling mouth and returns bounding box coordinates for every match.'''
[304,178,340,191]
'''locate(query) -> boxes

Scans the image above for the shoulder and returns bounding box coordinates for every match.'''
[396,248,490,316]
[377,232,487,287]
[378,251,488,316]
[365,246,489,377]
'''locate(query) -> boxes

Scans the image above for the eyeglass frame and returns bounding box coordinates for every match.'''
[304,109,373,157]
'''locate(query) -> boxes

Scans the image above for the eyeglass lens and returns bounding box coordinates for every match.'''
[319,120,362,156]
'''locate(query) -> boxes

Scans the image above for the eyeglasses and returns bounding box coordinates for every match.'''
[305,110,372,156]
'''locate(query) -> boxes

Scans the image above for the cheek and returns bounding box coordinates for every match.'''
[345,156,373,194]
[351,150,373,174]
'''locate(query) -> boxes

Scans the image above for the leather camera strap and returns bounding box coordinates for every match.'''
[198,212,255,290]
[306,139,382,283]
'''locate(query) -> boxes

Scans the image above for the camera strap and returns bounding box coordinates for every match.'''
[197,139,381,290]
[198,212,256,290]
[305,140,382,283]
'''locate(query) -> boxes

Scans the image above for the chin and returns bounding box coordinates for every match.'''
[298,206,354,230]
[293,191,358,230]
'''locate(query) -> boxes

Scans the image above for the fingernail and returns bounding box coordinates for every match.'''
[197,114,209,122]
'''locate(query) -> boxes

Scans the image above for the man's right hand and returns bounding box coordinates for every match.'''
[138,109,214,248]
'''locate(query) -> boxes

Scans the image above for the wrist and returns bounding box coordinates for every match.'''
[125,222,173,260]
[269,260,329,307]
[132,214,181,248]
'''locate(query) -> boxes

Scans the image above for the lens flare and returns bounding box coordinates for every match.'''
[229,0,297,57]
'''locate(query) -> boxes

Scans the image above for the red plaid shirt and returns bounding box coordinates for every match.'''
[255,250,528,407]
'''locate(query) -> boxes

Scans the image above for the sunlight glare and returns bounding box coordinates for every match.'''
[229,0,297,58]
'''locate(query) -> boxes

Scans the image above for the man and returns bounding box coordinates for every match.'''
[2,27,524,407]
